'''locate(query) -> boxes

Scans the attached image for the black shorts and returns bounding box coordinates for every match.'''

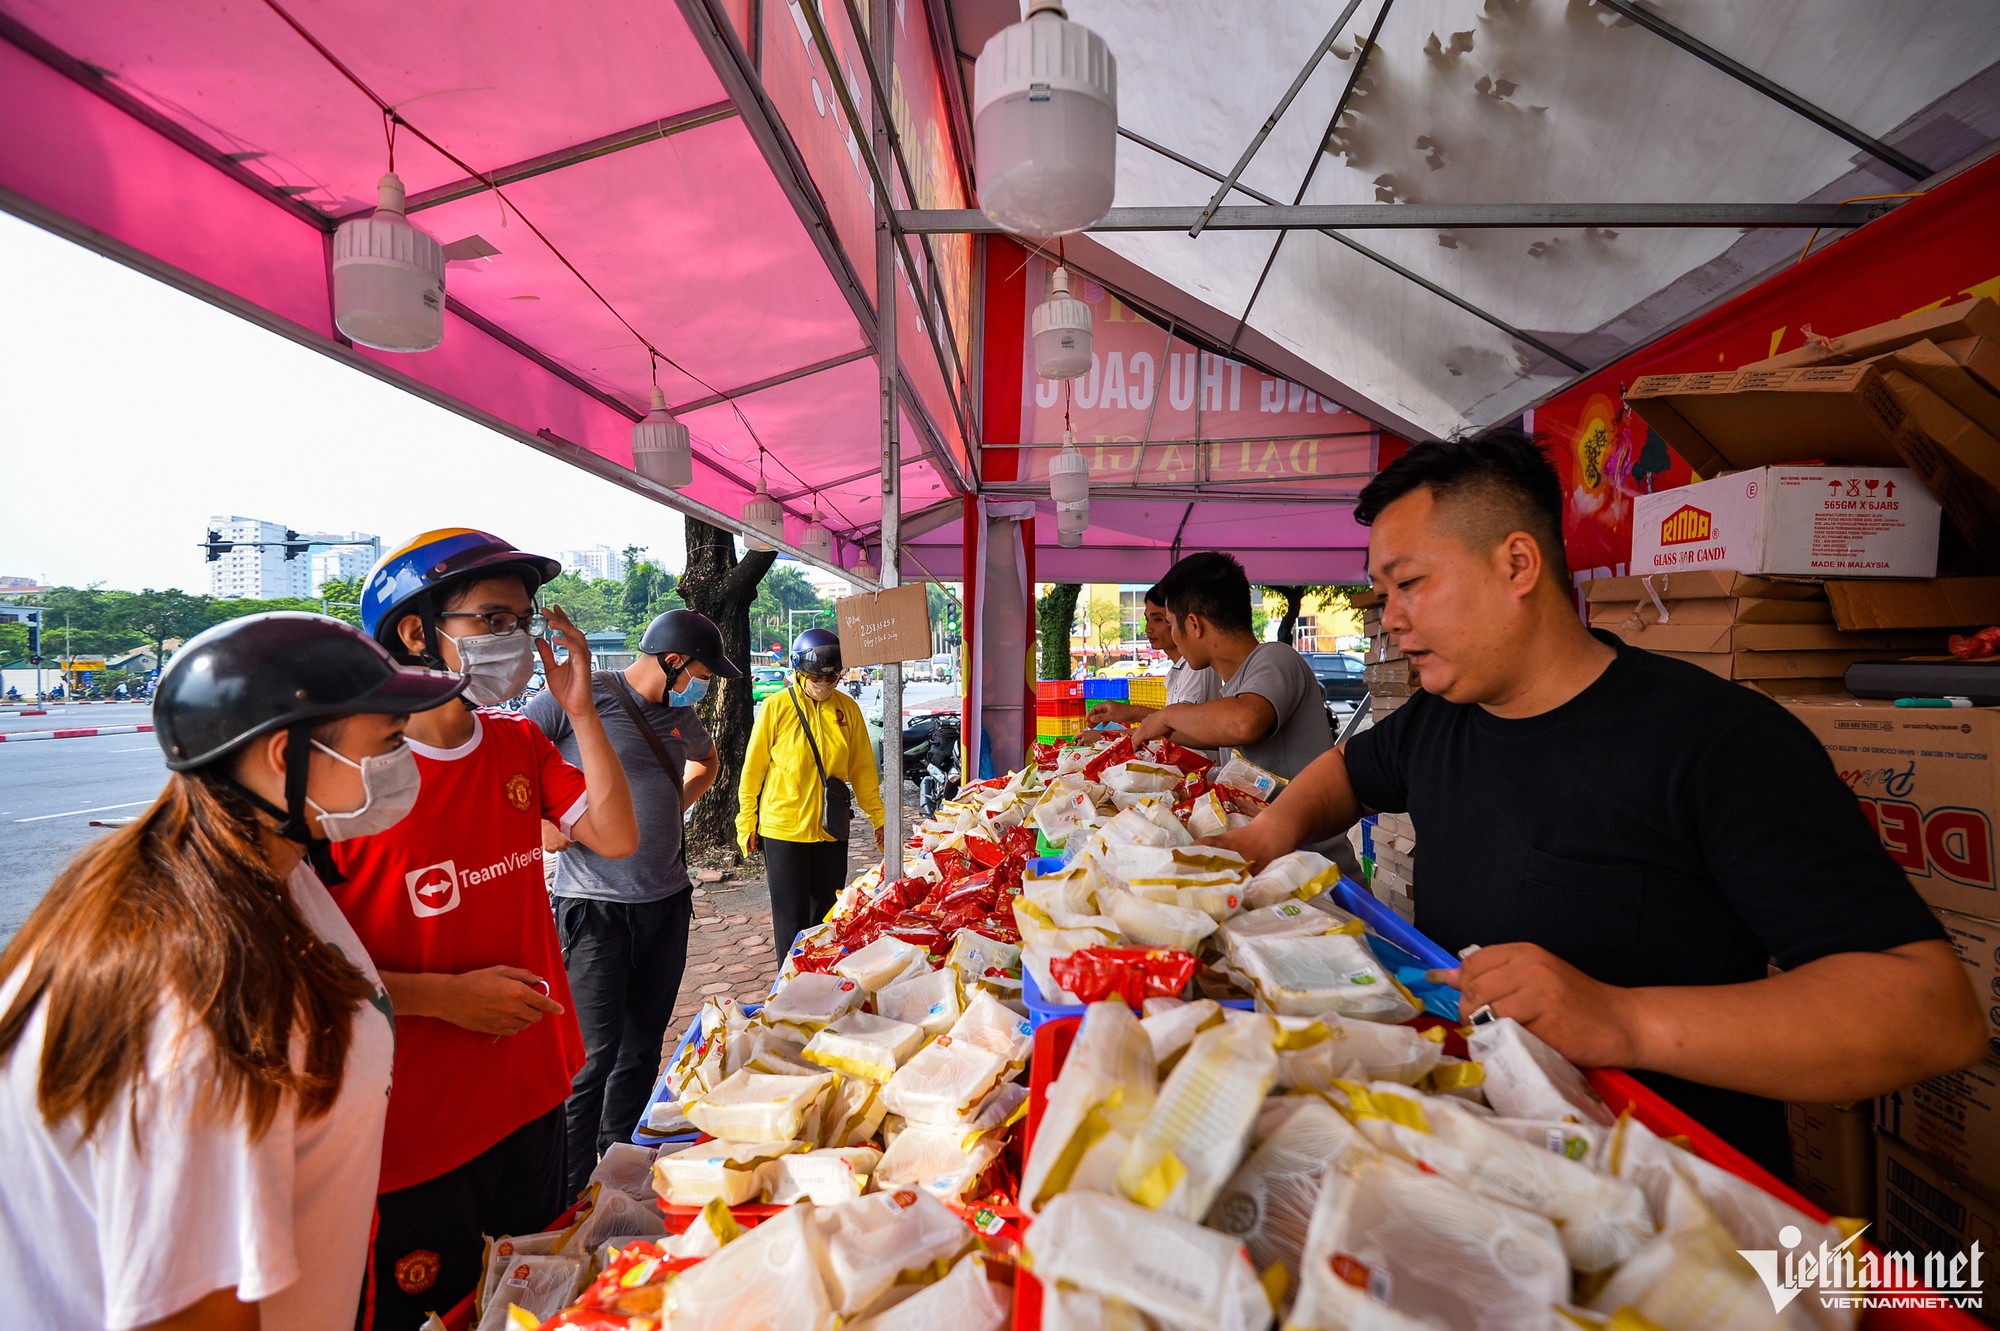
[355,1104,567,1330]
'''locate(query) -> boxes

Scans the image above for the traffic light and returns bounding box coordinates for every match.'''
[27,621,39,665]
[203,528,233,562]
[283,529,310,561]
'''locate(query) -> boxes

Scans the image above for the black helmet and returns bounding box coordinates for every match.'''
[639,609,743,679]
[791,627,843,678]
[154,613,464,884]
[157,613,466,771]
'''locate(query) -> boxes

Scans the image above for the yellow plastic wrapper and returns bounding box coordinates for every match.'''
[1289,1148,1569,1331]
[1186,786,1231,839]
[803,1011,928,1082]
[873,1120,1008,1200]
[1241,851,1341,911]
[728,1022,810,1077]
[945,931,1023,984]
[1015,899,1122,954]
[1093,804,1188,856]
[1025,1190,1274,1331]
[1468,1017,1615,1126]
[846,1252,1011,1331]
[682,1068,838,1142]
[818,1188,974,1315]
[1021,1001,1158,1214]
[474,1253,589,1331]
[816,1073,889,1148]
[1332,1079,1653,1273]
[1103,889,1220,952]
[653,1139,807,1207]
[1116,1017,1278,1220]
[1220,899,1363,945]
[1116,844,1252,888]
[834,936,934,993]
[1099,760,1184,795]
[759,1145,883,1204]
[1206,1098,1361,1309]
[667,996,752,1101]
[1023,862,1102,918]
[1138,998,1223,1073]
[947,989,1035,1069]
[1229,932,1418,1023]
[663,1203,837,1331]
[874,967,963,1038]
[761,972,868,1033]
[948,1079,1030,1133]
[879,1034,1011,1126]
[1272,1015,1443,1090]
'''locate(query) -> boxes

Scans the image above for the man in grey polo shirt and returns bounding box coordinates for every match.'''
[526,609,733,1191]
[1133,551,1333,782]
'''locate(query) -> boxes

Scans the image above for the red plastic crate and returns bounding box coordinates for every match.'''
[1036,680,1084,702]
[1014,1017,1979,1331]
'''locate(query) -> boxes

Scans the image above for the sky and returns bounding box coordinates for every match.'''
[0,211,691,594]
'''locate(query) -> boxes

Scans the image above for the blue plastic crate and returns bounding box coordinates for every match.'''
[1358,814,1377,861]
[632,1001,764,1147]
[1080,678,1129,701]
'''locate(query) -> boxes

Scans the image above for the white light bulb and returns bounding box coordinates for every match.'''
[973,2,1117,235]
[631,386,693,489]
[1032,265,1093,379]
[332,173,446,352]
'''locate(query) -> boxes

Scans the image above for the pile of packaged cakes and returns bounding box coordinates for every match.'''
[470,728,1852,1330]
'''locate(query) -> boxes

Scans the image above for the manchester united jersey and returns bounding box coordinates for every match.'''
[329,710,589,1193]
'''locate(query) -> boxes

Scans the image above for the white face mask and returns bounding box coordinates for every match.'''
[447,628,537,705]
[800,675,838,702]
[308,740,422,841]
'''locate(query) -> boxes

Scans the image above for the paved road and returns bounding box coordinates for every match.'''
[1,724,171,944]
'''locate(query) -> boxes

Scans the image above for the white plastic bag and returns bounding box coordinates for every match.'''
[662,1203,837,1330]
[1467,1018,1615,1126]
[1024,1190,1273,1331]
[818,1188,973,1315]
[477,1230,564,1318]
[946,930,1024,983]
[1021,1001,1158,1214]
[875,967,963,1038]
[1103,889,1220,952]
[1140,998,1223,1072]
[762,971,868,1032]
[1229,931,1418,1023]
[835,936,934,993]
[587,1142,659,1199]
[565,1184,667,1256]
[1241,851,1341,910]
[846,1252,1010,1331]
[879,1034,1011,1125]
[1205,1098,1359,1305]
[654,1138,806,1207]
[817,1073,890,1148]
[759,1145,884,1205]
[1117,1018,1278,1220]
[803,1011,927,1082]
[1220,899,1361,945]
[1273,1014,1442,1089]
[873,1120,1008,1200]
[473,1253,588,1331]
[947,989,1036,1069]
[682,1068,837,1142]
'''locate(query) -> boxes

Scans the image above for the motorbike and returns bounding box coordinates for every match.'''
[901,711,961,815]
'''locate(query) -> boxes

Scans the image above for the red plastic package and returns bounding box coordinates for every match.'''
[886,912,946,954]
[964,835,1007,868]
[1082,736,1135,782]
[1947,626,2000,659]
[1001,823,1038,859]
[1030,741,1063,767]
[1148,740,1214,776]
[790,940,847,974]
[1049,947,1199,1006]
[929,849,970,884]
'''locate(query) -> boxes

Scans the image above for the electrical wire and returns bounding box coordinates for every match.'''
[258,0,864,533]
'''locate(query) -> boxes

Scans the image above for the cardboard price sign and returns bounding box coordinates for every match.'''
[835,584,933,667]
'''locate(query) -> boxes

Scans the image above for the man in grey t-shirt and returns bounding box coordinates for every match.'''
[525,609,731,1190]
[1132,552,1333,782]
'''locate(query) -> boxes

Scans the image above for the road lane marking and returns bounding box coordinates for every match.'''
[14,800,152,823]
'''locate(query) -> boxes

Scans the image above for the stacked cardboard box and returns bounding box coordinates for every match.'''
[1785,696,2000,1255]
[1369,811,1416,922]
[1348,587,1417,921]
[1582,570,1941,697]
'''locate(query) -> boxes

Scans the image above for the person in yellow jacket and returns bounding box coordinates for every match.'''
[738,628,885,960]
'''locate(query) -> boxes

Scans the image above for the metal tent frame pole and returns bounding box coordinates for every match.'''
[897,201,1889,233]
[874,0,904,879]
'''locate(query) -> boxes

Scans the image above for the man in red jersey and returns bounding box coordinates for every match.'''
[334,528,637,1329]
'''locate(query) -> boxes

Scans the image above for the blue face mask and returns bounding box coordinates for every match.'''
[661,656,708,708]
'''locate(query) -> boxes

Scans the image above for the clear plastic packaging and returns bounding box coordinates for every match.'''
[875,967,963,1038]
[946,931,1023,983]
[879,1035,1011,1125]
[803,1011,927,1082]
[1103,889,1220,952]
[816,1074,890,1149]
[1039,1285,1155,1331]
[654,1139,806,1207]
[818,1188,974,1315]
[1486,1117,1611,1172]
[835,936,934,993]
[762,971,868,1032]
[1290,1149,1570,1331]
[662,1203,837,1330]
[1117,1018,1277,1220]
[1023,863,1103,918]
[1022,1001,1159,1213]
[759,1146,884,1205]
[1139,998,1222,1072]
[682,1068,838,1142]
[1273,1014,1443,1089]
[948,989,1036,1069]
[1014,898,1121,953]
[1024,1190,1273,1331]
[478,1229,565,1318]
[1241,851,1341,910]
[474,1253,589,1331]
[565,1184,667,1255]
[586,1142,659,1199]
[873,1120,1008,1200]
[667,996,752,1101]
[1099,760,1184,795]
[1033,785,1100,846]
[1228,931,1418,1023]
[846,1252,1010,1331]
[1214,751,1285,803]
[1468,1018,1616,1126]
[1220,899,1361,945]
[1186,787,1230,839]
[1205,1098,1359,1305]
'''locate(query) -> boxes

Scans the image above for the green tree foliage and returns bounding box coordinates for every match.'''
[750,564,830,656]
[315,575,366,626]
[1260,583,1369,646]
[1035,583,1082,681]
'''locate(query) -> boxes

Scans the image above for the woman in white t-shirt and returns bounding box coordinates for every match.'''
[0,613,463,1331]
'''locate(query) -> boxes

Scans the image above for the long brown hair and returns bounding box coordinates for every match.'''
[0,746,374,1142]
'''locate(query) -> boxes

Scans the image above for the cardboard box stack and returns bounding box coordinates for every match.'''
[1347,586,1418,922]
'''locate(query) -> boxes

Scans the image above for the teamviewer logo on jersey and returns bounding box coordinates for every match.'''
[405,861,461,918]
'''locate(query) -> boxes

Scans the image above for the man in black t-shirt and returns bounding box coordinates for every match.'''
[1209,428,1985,1176]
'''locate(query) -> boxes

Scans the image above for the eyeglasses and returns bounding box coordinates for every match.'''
[438,610,546,637]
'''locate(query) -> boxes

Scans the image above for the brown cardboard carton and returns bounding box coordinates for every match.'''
[834,583,933,668]
[1877,1058,2000,1203]
[1630,465,1941,579]
[1592,609,1936,653]
[1627,363,1911,476]
[1826,578,2000,631]
[1782,698,2000,919]
[1889,341,2000,443]
[1875,1133,2000,1304]
[1748,679,1855,699]
[1590,596,1833,626]
[1789,1101,1876,1219]
[1659,648,1910,681]
[1582,571,1825,603]
[1744,297,2000,371]
[1947,335,2000,398]
[1935,909,2000,1064]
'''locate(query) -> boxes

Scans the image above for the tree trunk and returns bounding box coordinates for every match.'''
[677,517,775,861]
[1274,585,1307,646]
[1036,583,1082,680]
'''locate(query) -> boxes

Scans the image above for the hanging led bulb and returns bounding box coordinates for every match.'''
[1032,265,1093,379]
[974,0,1118,235]
[742,451,784,552]
[332,172,446,351]
[630,382,693,489]
[1056,498,1090,536]
[852,546,880,583]
[1049,427,1091,505]
[800,504,833,561]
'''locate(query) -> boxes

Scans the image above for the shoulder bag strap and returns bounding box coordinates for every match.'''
[785,682,829,785]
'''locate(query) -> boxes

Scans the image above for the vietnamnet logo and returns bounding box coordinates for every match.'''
[1659,503,1713,546]
[1738,1224,1983,1314]
[403,849,542,918]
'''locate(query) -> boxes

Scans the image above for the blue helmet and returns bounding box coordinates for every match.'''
[791,627,842,678]
[361,528,561,663]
